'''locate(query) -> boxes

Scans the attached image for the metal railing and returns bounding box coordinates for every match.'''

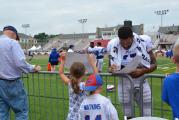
[139,74,172,119]
[9,72,172,120]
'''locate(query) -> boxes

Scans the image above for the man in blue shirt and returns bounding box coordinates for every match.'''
[0,26,40,120]
[49,48,60,71]
[162,43,179,119]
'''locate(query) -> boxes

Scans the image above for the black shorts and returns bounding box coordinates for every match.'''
[50,61,59,65]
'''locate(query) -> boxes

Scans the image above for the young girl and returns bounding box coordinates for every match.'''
[59,52,98,120]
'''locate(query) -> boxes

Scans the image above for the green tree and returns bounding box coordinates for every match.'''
[48,34,58,38]
[34,32,48,42]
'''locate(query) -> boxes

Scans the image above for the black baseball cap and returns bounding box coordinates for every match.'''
[69,45,74,48]
[3,26,20,40]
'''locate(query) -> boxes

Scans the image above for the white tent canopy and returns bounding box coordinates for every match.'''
[28,45,37,51]
[36,45,42,50]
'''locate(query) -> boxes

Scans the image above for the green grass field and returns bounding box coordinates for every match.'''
[11,55,175,120]
[28,55,176,74]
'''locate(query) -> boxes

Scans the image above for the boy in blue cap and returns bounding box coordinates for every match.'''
[80,74,119,120]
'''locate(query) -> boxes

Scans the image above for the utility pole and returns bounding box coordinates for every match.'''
[22,24,30,51]
[78,19,87,41]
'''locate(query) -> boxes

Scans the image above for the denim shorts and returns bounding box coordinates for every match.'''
[0,79,28,120]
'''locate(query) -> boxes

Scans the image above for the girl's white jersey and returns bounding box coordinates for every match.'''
[80,94,119,120]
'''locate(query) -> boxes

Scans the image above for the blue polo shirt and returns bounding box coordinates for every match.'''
[162,73,179,119]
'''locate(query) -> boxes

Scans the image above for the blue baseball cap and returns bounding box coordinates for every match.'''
[84,74,103,91]
[3,26,20,40]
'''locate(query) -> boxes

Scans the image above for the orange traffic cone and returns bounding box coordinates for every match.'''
[47,63,51,71]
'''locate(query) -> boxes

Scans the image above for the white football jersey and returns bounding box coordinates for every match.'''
[93,46,105,58]
[87,47,95,54]
[80,94,119,120]
[68,49,74,52]
[107,33,152,68]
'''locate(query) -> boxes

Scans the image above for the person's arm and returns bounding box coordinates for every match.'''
[142,36,157,73]
[141,50,157,73]
[86,47,90,53]
[130,50,157,78]
[87,54,98,74]
[12,41,40,73]
[107,41,114,72]
[48,55,51,62]
[58,53,60,59]
[59,52,70,84]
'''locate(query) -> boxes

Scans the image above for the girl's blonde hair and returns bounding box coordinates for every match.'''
[70,62,85,94]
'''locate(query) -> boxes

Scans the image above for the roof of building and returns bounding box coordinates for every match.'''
[0,31,34,40]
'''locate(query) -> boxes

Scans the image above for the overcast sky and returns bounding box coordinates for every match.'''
[0,0,179,36]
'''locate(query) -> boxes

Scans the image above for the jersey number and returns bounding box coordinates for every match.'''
[85,115,101,120]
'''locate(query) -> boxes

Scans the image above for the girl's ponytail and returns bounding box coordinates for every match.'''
[70,62,85,94]
[71,76,81,94]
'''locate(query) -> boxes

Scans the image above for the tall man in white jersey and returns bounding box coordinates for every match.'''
[107,27,157,119]
[80,74,119,120]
